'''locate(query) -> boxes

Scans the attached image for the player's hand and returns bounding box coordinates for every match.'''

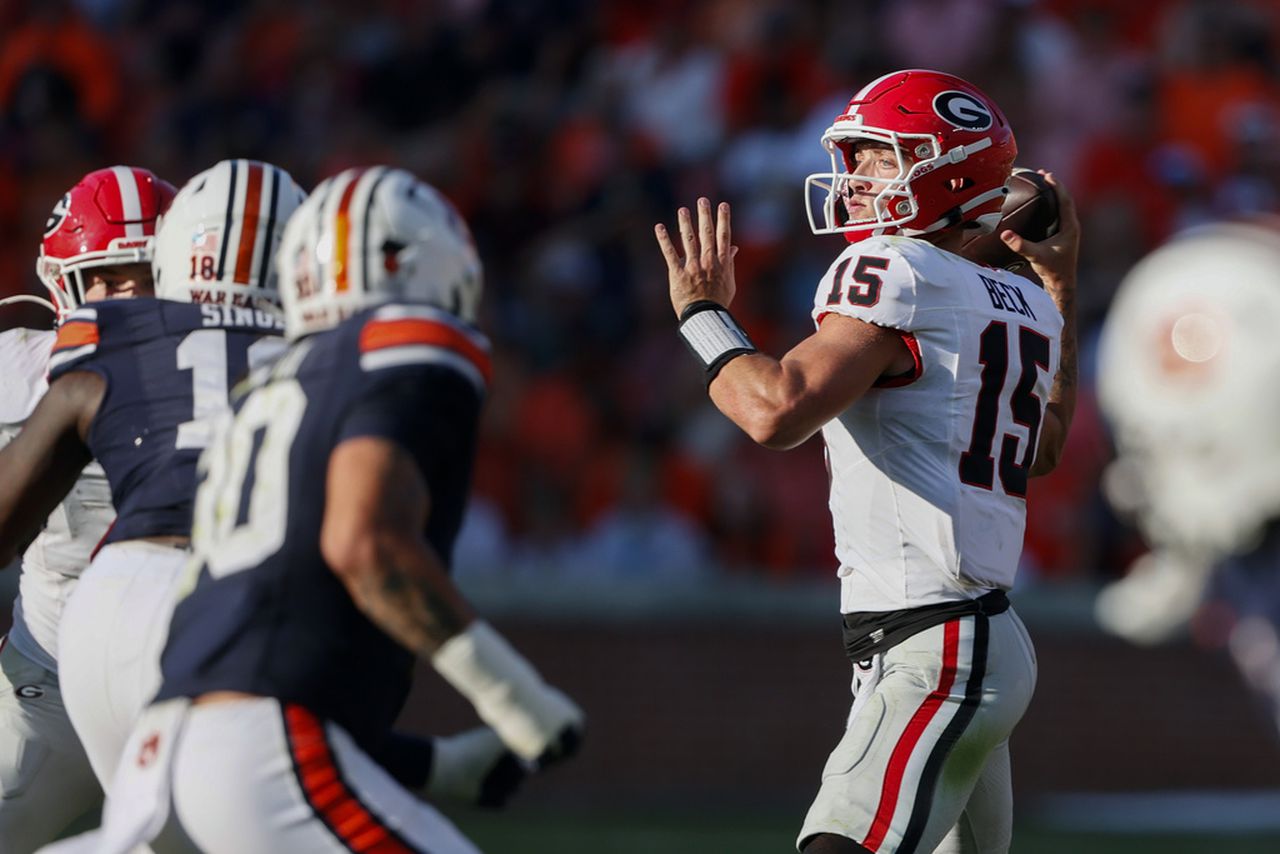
[427,726,529,808]
[999,170,1079,302]
[431,621,585,767]
[497,681,585,768]
[531,713,584,769]
[655,197,739,318]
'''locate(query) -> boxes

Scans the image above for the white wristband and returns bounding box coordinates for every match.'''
[678,301,756,382]
[431,621,583,761]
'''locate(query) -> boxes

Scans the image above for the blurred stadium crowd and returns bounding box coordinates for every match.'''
[3,0,1279,583]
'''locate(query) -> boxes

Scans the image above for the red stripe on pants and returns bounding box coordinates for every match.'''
[861,619,961,851]
[284,705,415,854]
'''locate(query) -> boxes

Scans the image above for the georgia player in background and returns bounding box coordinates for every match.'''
[657,70,1080,854]
[0,166,175,854]
[0,159,304,795]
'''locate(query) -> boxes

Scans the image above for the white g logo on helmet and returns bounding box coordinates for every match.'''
[44,193,71,237]
[932,91,994,131]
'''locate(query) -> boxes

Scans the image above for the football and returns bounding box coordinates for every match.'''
[961,168,1059,285]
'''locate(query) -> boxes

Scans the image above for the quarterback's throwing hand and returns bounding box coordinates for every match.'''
[655,197,738,317]
[999,171,1080,300]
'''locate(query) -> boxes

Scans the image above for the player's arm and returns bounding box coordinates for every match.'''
[0,371,102,566]
[1001,172,1080,478]
[656,198,912,449]
[1031,313,1076,478]
[707,316,911,449]
[322,435,475,653]
[320,375,582,766]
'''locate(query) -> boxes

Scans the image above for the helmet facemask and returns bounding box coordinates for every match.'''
[805,121,1003,242]
[36,239,157,319]
[805,126,934,238]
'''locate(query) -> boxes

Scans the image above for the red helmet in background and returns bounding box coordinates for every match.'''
[804,69,1017,243]
[36,166,177,317]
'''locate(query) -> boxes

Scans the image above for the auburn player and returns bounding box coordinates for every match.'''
[1097,222,1280,735]
[49,167,583,854]
[656,70,1080,854]
[0,166,174,853]
[0,158,305,795]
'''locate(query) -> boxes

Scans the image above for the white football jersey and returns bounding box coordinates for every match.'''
[0,327,114,672]
[812,236,1063,613]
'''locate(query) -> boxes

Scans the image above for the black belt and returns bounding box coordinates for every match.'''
[841,589,1010,663]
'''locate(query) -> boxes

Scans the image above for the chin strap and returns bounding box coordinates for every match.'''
[909,185,1010,236]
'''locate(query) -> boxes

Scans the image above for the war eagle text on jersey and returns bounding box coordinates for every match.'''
[157,303,489,753]
[46,299,284,544]
[812,235,1064,612]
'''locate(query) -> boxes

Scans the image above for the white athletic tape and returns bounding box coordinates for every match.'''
[431,621,583,762]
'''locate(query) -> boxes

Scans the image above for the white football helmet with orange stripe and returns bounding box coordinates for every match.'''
[152,159,306,310]
[276,167,482,340]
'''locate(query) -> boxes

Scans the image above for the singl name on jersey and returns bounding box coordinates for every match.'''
[199,303,285,331]
[978,274,1036,320]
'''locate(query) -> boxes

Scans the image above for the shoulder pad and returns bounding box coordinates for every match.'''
[356,305,491,393]
[812,239,917,330]
[48,307,102,377]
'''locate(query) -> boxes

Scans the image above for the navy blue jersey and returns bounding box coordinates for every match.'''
[48,299,284,543]
[156,303,488,750]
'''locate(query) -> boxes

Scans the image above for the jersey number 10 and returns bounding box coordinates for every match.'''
[959,321,1051,498]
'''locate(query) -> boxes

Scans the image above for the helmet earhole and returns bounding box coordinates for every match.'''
[895,201,912,216]
[915,144,932,159]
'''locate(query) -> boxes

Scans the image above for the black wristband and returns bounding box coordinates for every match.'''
[678,301,757,385]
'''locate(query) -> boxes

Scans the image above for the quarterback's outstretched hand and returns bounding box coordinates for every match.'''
[656,197,738,317]
[999,170,1079,301]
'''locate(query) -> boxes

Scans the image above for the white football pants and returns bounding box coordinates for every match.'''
[57,541,188,790]
[799,608,1037,854]
[48,697,484,854]
[0,637,102,853]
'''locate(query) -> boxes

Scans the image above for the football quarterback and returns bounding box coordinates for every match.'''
[658,69,1080,854]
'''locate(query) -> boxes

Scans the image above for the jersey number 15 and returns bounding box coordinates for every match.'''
[959,321,1051,499]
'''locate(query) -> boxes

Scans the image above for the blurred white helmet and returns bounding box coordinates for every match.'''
[153,159,306,309]
[276,166,482,340]
[1098,220,1280,559]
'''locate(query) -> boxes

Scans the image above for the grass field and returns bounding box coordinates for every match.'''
[447,807,1280,853]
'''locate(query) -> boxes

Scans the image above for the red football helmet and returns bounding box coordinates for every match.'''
[35,166,177,317]
[804,69,1017,243]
